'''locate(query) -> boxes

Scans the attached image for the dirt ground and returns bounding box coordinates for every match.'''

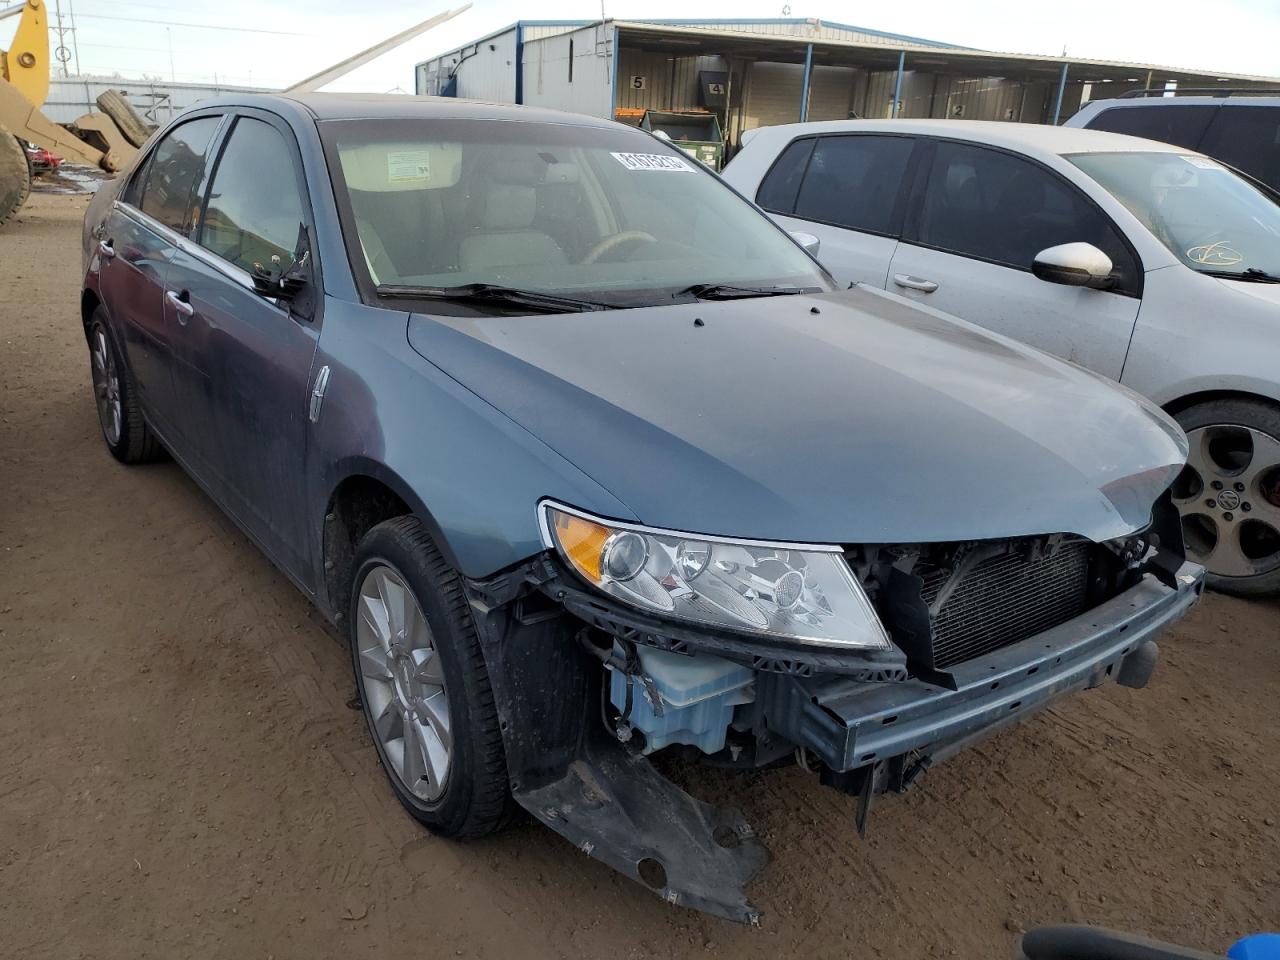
[1,191,1277,960]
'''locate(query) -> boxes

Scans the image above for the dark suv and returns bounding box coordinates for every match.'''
[1068,91,1280,192]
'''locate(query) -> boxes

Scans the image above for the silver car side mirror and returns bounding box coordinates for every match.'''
[791,231,821,256]
[1032,242,1113,289]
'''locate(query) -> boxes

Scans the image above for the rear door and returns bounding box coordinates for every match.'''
[755,133,917,288]
[887,139,1142,380]
[163,111,321,583]
[95,114,223,437]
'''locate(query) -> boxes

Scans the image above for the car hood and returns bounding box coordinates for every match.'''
[406,286,1186,545]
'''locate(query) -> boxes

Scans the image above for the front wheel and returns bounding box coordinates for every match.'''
[348,516,513,839]
[1171,398,1280,597]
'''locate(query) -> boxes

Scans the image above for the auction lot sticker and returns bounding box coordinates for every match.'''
[611,152,694,172]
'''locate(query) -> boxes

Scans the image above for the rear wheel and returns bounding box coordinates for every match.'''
[349,516,513,839]
[87,309,164,463]
[1171,398,1280,597]
[0,134,32,229]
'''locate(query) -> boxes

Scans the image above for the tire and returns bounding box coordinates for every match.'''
[87,309,165,463]
[94,90,153,149]
[348,516,514,839]
[1171,397,1280,597]
[0,134,32,230]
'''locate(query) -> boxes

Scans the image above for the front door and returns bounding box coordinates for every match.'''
[887,139,1142,380]
[163,112,320,585]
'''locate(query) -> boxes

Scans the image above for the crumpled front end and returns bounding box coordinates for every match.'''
[463,493,1202,923]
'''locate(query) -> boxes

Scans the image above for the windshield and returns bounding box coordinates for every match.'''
[1068,151,1280,278]
[319,118,830,310]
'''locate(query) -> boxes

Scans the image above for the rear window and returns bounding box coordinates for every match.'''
[1084,103,1218,150]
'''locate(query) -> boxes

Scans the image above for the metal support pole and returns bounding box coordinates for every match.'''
[891,50,905,118]
[1051,61,1069,125]
[799,43,813,121]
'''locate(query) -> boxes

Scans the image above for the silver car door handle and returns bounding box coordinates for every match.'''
[98,239,115,259]
[166,289,195,318]
[893,273,938,293]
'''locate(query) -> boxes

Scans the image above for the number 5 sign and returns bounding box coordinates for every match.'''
[630,75,646,90]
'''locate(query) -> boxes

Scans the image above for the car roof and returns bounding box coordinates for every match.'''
[749,118,1191,157]
[187,91,620,130]
[1087,95,1280,108]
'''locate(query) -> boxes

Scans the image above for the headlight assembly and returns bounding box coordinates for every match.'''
[540,502,890,650]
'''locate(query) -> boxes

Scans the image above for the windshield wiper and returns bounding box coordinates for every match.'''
[1197,267,1280,283]
[377,282,617,313]
[675,283,820,301]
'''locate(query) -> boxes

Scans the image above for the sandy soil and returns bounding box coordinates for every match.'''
[1,192,1277,960]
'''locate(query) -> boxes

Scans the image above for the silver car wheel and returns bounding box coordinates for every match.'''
[90,327,122,446]
[356,564,452,802]
[1172,424,1280,579]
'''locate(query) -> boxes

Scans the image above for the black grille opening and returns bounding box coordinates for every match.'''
[851,534,1129,673]
[917,538,1092,668]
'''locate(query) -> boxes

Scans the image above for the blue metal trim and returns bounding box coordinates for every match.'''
[891,50,906,118]
[514,23,524,104]
[626,17,966,49]
[799,43,814,121]
[1052,61,1069,124]
[610,26,619,120]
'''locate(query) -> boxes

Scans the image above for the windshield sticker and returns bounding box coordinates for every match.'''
[610,152,694,172]
[1186,240,1243,266]
[1181,155,1222,170]
[387,150,432,182]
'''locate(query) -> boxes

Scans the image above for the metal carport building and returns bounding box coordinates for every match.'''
[416,18,1280,151]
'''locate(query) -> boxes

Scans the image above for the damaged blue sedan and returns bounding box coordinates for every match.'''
[80,93,1203,922]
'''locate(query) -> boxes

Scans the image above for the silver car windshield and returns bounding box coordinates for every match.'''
[321,118,829,306]
[1069,151,1280,279]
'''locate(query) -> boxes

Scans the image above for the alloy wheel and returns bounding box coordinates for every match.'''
[90,327,122,446]
[1171,424,1280,579]
[355,564,453,802]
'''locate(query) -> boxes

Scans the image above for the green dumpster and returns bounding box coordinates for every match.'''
[639,111,724,170]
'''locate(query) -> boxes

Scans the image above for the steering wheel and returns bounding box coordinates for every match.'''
[582,230,657,264]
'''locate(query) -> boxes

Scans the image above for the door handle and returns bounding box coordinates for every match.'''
[166,289,195,320]
[98,239,115,259]
[893,273,938,293]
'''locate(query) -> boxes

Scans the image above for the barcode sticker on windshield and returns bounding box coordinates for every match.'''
[387,150,432,182]
[611,152,694,172]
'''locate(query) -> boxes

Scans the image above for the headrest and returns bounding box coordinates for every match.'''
[480,183,537,230]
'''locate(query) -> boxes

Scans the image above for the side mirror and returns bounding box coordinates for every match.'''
[1032,242,1113,289]
[252,250,310,300]
[791,231,821,256]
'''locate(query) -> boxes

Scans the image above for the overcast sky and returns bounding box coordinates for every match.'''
[7,0,1279,91]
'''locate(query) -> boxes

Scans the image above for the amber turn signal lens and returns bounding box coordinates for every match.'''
[550,509,611,583]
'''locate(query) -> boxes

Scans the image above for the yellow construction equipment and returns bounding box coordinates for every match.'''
[1,0,470,228]
[2,0,146,225]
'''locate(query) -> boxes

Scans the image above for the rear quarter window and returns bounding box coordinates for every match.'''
[1198,105,1280,192]
[1084,103,1218,150]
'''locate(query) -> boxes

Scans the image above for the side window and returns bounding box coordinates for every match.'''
[199,117,306,274]
[1084,104,1217,150]
[1198,106,1280,192]
[912,141,1138,290]
[755,138,814,213]
[792,135,914,235]
[136,116,221,232]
